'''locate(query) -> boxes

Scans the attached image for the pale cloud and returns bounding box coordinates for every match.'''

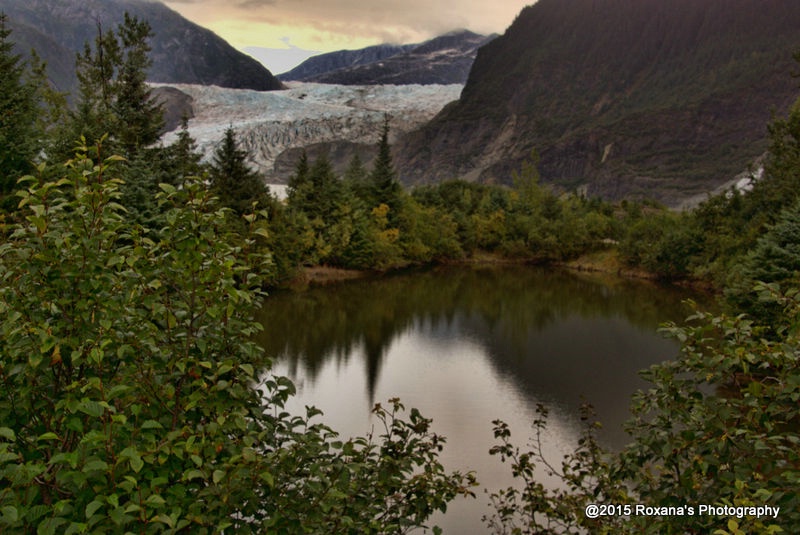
[162,0,532,52]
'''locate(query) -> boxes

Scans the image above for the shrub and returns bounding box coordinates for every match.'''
[486,294,800,534]
[0,146,475,533]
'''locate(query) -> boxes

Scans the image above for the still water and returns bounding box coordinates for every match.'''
[255,265,710,533]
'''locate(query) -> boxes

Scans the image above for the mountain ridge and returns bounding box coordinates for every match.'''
[0,0,282,96]
[278,43,415,80]
[280,30,495,85]
[396,0,800,206]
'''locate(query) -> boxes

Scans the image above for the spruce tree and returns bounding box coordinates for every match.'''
[368,116,401,215]
[65,13,163,159]
[343,152,370,205]
[0,14,40,205]
[71,22,121,150]
[287,149,310,207]
[209,127,270,215]
[114,13,163,156]
[165,117,205,185]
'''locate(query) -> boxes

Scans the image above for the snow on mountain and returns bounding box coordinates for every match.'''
[158,82,462,183]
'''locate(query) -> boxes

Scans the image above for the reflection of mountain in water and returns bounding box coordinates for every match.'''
[255,265,711,431]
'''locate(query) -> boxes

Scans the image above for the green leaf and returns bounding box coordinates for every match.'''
[36,517,66,535]
[0,427,15,441]
[183,469,205,481]
[141,420,163,430]
[145,494,166,506]
[77,400,104,418]
[129,455,144,473]
[0,506,18,524]
[28,353,43,369]
[85,501,103,520]
[107,384,132,399]
[259,470,274,488]
[152,514,175,528]
[83,460,108,473]
[64,522,87,535]
[158,183,177,195]
[27,215,46,233]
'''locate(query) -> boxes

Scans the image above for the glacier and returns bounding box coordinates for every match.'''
[157,82,462,184]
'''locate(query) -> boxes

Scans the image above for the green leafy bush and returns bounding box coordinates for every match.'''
[0,147,474,533]
[486,294,800,534]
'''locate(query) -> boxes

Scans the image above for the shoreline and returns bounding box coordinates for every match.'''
[279,248,719,295]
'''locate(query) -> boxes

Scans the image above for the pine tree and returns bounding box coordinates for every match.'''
[209,127,270,215]
[0,14,40,204]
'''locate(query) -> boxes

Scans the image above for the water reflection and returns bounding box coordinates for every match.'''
[255,265,712,533]
[256,266,702,434]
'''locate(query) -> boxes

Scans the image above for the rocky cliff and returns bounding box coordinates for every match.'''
[396,0,800,206]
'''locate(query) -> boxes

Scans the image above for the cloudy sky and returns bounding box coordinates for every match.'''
[162,0,533,72]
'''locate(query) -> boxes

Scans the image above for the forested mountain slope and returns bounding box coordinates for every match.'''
[396,0,800,206]
[0,0,282,95]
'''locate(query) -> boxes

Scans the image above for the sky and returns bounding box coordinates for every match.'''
[161,0,533,73]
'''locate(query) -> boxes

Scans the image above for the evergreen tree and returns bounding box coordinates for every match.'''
[63,13,163,159]
[28,50,69,150]
[308,153,343,220]
[343,152,370,206]
[287,149,310,206]
[368,116,401,214]
[114,13,164,156]
[287,150,345,221]
[71,22,121,150]
[727,199,800,325]
[0,14,40,206]
[164,117,205,186]
[119,121,205,230]
[209,127,270,215]
[344,153,367,183]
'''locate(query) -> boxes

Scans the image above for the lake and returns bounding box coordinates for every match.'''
[255,265,710,533]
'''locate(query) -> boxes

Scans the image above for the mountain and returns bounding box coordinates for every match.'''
[280,30,496,85]
[278,44,414,81]
[2,17,77,96]
[0,0,282,96]
[395,0,800,206]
